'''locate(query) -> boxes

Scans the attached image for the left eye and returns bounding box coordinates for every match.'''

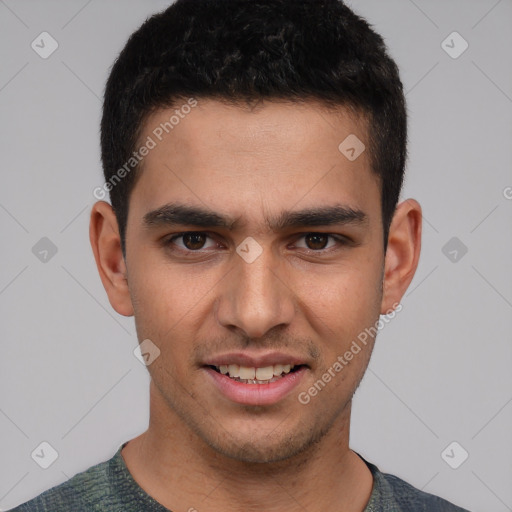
[294,233,340,251]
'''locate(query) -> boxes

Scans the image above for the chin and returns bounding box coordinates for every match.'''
[201,420,329,465]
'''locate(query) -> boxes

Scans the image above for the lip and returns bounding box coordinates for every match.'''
[203,365,308,406]
[203,351,308,369]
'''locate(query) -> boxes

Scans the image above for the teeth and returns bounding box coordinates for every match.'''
[215,363,297,381]
[228,364,240,378]
[255,366,274,380]
[239,366,255,379]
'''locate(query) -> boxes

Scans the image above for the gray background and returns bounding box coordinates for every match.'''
[0,1,511,511]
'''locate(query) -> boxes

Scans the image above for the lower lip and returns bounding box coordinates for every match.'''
[203,366,308,406]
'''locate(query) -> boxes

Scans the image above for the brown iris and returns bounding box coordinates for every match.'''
[304,233,329,250]
[182,233,208,250]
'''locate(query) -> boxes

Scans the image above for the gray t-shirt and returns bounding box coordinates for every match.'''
[9,442,471,511]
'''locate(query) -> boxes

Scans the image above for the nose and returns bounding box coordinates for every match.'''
[215,243,296,339]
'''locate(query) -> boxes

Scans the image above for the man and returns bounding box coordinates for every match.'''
[10,0,471,510]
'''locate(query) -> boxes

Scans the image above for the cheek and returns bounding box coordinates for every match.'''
[127,258,218,340]
[127,262,178,339]
[293,261,382,328]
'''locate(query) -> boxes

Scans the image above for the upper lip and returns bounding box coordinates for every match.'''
[203,351,309,369]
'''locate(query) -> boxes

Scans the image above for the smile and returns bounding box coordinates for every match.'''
[204,363,308,405]
[209,364,303,384]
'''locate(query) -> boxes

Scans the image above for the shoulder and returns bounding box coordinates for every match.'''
[7,452,117,512]
[380,471,470,511]
[357,453,471,512]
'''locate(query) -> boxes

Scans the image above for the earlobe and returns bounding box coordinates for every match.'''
[89,201,134,317]
[380,199,422,315]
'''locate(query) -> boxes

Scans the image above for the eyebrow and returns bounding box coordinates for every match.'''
[143,202,368,231]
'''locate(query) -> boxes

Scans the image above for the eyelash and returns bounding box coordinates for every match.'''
[163,231,350,255]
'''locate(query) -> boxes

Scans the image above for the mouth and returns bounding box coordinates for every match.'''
[206,363,307,384]
[202,359,309,406]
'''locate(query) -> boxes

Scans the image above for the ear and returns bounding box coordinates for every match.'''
[380,198,422,314]
[89,201,134,317]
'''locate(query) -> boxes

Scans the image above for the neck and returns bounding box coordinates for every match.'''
[121,381,373,512]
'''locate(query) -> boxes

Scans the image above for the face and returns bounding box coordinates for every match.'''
[98,99,414,464]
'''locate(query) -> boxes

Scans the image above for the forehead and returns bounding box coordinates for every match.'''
[130,99,380,229]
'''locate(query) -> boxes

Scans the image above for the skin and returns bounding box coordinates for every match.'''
[90,99,421,512]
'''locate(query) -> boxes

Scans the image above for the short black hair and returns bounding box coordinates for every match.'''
[100,0,407,254]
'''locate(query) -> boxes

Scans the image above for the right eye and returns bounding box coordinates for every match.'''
[163,232,220,253]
